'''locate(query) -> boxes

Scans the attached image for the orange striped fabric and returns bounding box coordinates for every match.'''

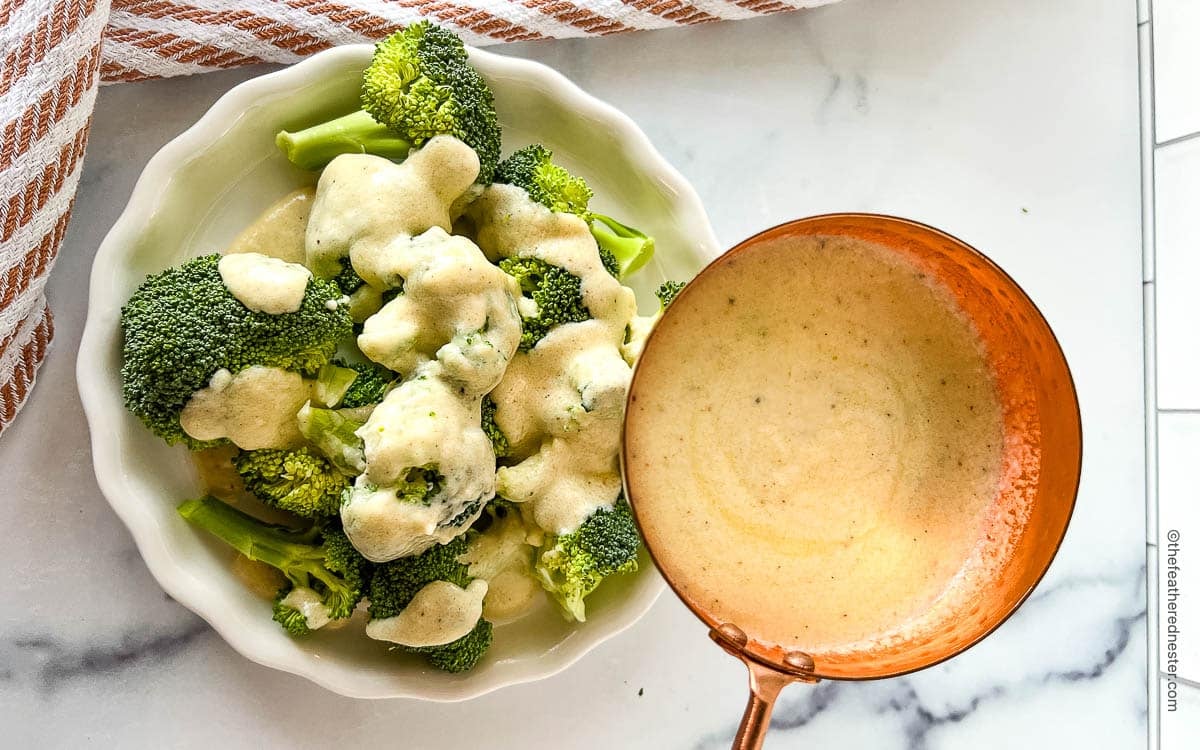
[0,0,827,438]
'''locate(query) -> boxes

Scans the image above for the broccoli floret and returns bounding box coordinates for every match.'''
[368,536,472,616]
[120,254,351,447]
[535,497,640,622]
[332,260,365,295]
[498,256,590,351]
[418,619,493,673]
[233,447,348,519]
[655,280,685,308]
[495,145,655,278]
[297,402,366,475]
[598,247,620,278]
[178,496,366,635]
[392,465,444,505]
[276,22,500,181]
[480,394,509,458]
[367,536,493,672]
[332,358,397,408]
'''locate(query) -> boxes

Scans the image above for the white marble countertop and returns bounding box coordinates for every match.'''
[0,0,1155,746]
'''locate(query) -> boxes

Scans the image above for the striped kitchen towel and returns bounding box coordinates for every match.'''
[0,0,834,436]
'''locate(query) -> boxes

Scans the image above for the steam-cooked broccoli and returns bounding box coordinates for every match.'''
[497,256,590,351]
[233,447,348,518]
[367,536,493,672]
[495,145,654,278]
[535,497,640,622]
[655,280,686,308]
[120,254,351,447]
[276,22,501,181]
[178,496,366,635]
[332,358,397,408]
[480,394,509,458]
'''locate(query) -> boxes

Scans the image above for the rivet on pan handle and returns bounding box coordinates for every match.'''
[710,624,819,750]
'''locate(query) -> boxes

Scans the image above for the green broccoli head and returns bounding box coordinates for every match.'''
[271,593,315,636]
[498,256,590,351]
[655,280,686,309]
[366,536,493,672]
[494,144,593,217]
[276,23,500,177]
[535,497,641,622]
[392,465,444,505]
[495,145,655,279]
[367,536,472,619]
[480,394,509,458]
[415,619,493,673]
[233,447,348,519]
[120,254,352,447]
[360,22,500,181]
[177,496,367,635]
[598,247,620,279]
[332,358,397,408]
[331,260,365,295]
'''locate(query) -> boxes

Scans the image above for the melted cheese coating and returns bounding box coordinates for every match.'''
[365,579,488,647]
[459,509,540,623]
[225,187,314,264]
[465,185,639,535]
[279,587,335,630]
[305,137,480,278]
[341,364,496,562]
[355,227,520,394]
[217,252,312,314]
[465,184,636,335]
[305,138,524,563]
[179,366,309,449]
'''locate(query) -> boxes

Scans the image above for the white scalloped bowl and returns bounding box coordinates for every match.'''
[77,45,719,700]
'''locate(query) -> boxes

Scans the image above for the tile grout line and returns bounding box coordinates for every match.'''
[1161,672,1200,691]
[1139,5,1158,747]
[1156,129,1200,150]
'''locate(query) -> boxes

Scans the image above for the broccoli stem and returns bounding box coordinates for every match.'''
[276,110,414,171]
[590,214,655,279]
[177,496,331,589]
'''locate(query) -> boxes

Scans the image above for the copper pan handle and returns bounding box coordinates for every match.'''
[710,625,819,750]
[732,659,794,750]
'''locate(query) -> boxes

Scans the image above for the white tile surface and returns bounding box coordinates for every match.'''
[1140,20,1154,281]
[1161,676,1200,748]
[1146,283,1158,541]
[1154,136,1200,408]
[1151,0,1200,142]
[1148,544,1159,744]
[1156,413,1200,683]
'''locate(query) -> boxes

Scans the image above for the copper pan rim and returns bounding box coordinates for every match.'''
[620,212,1083,682]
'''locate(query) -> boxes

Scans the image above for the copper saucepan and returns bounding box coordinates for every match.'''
[622,214,1082,749]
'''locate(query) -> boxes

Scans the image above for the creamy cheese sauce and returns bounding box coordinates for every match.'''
[467,186,637,534]
[279,586,335,630]
[621,313,658,364]
[365,579,488,647]
[305,137,480,278]
[355,227,520,392]
[302,137,523,563]
[466,184,637,336]
[217,252,312,314]
[180,366,310,450]
[225,187,314,264]
[459,509,539,622]
[341,363,497,561]
[626,235,1006,652]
